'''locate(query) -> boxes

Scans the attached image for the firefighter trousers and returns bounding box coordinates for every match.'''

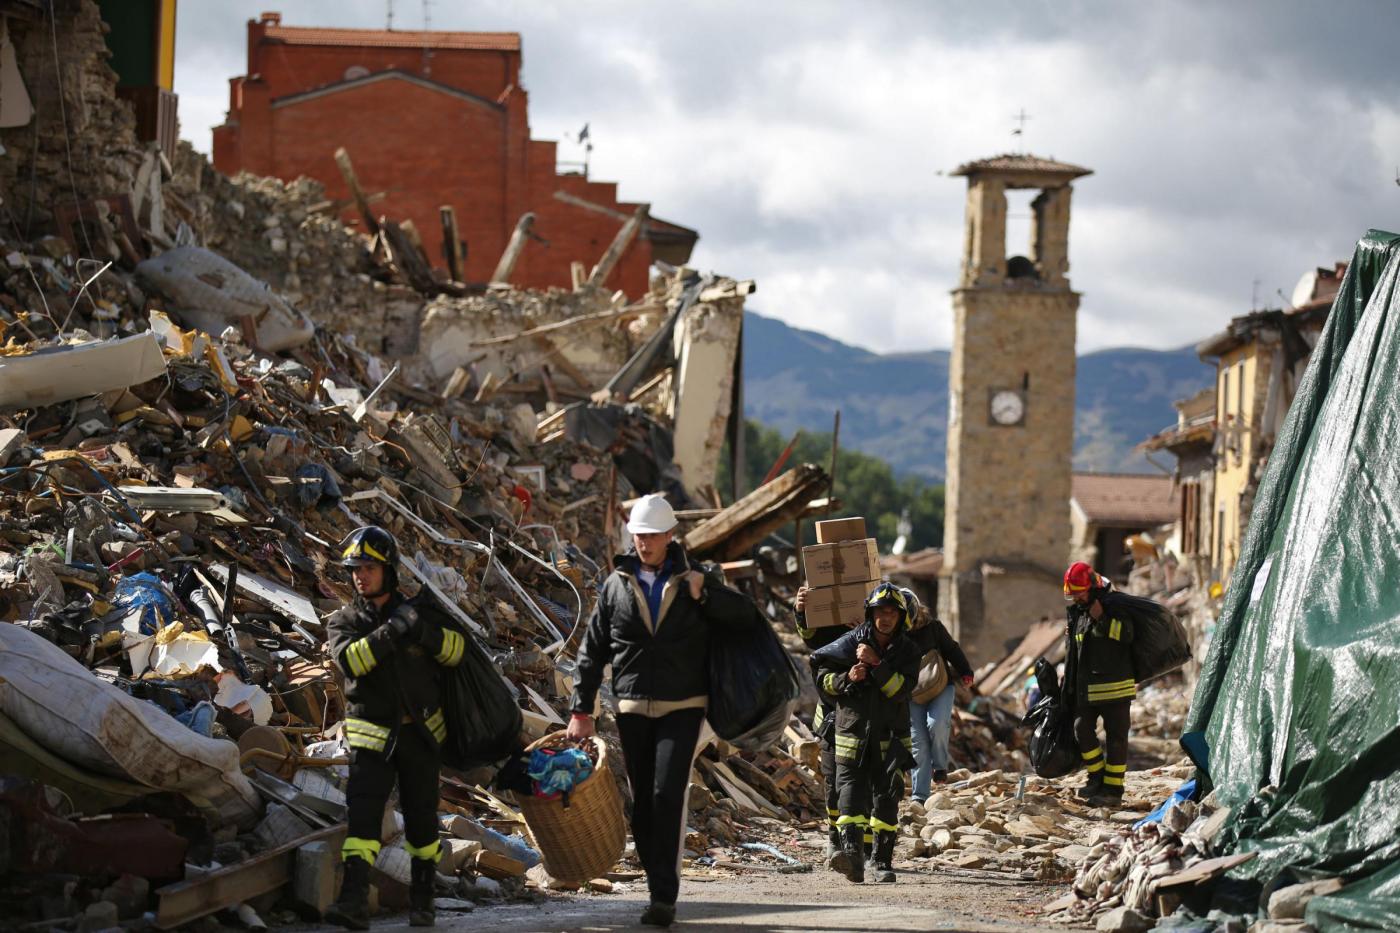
[343,723,442,866]
[1075,700,1131,790]
[836,749,903,847]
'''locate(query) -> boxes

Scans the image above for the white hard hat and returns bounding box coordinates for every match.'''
[627,493,677,534]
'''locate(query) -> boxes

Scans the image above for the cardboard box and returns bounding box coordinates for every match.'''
[815,516,867,544]
[803,580,878,629]
[802,538,881,589]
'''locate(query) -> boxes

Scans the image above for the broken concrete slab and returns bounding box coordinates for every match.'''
[1095,906,1152,932]
[0,332,166,409]
[1267,877,1345,920]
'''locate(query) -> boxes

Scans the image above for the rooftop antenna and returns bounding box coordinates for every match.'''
[421,0,434,76]
[577,123,593,179]
[1252,276,1261,311]
[386,0,394,30]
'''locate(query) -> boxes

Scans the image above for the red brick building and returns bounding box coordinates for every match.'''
[212,13,696,296]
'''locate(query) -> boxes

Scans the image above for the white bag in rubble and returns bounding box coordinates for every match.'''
[135,246,314,351]
[0,623,261,827]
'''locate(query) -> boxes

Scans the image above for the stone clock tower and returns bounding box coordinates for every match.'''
[937,154,1092,663]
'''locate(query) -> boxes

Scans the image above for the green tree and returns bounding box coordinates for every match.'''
[717,420,944,551]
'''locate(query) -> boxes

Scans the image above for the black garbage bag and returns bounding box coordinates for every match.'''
[439,620,524,770]
[707,604,801,750]
[1100,591,1192,684]
[1023,657,1080,778]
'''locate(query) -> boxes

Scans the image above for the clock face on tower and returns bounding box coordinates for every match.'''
[989,389,1026,426]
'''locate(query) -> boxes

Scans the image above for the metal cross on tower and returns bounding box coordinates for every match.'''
[1012,108,1031,138]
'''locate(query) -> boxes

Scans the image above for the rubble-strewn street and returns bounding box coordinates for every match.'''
[5,3,1399,932]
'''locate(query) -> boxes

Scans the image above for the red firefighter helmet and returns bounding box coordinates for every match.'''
[1063,561,1107,598]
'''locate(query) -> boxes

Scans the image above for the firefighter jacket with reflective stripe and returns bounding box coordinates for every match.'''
[570,542,755,716]
[327,592,467,750]
[809,622,919,767]
[1071,591,1137,706]
[794,610,849,736]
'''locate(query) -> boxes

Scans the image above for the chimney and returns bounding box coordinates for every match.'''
[260,12,282,26]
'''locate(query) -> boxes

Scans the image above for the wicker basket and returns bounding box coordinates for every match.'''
[514,730,627,884]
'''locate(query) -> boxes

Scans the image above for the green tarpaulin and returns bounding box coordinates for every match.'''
[1181,230,1400,930]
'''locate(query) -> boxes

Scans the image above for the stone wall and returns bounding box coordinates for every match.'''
[0,4,141,241]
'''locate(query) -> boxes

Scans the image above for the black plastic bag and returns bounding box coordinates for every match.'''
[1023,657,1080,778]
[706,605,801,750]
[439,620,523,769]
[1125,599,1192,684]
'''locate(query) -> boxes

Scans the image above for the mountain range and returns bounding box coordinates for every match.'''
[740,312,1215,481]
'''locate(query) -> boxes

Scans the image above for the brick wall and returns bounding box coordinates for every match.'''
[212,21,664,297]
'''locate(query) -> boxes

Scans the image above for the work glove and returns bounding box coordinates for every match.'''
[384,605,421,641]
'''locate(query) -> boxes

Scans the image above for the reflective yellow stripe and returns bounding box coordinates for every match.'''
[870,818,899,833]
[425,708,447,743]
[1104,763,1127,774]
[1108,619,1123,640]
[343,540,389,563]
[880,672,905,698]
[347,638,377,677]
[812,706,825,731]
[346,718,390,738]
[1087,679,1136,701]
[1085,759,1105,773]
[345,717,390,752]
[342,836,381,865]
[404,838,442,862]
[835,815,869,826]
[435,629,465,666]
[796,620,816,639]
[864,833,874,844]
[1102,774,1125,786]
[821,673,840,695]
[1081,748,1103,761]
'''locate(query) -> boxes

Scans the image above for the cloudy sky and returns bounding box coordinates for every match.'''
[175,1,1400,355]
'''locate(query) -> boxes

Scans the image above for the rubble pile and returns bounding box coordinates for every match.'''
[890,764,1193,884]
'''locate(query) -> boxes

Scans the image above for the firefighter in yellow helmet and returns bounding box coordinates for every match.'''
[324,527,469,929]
[809,583,920,883]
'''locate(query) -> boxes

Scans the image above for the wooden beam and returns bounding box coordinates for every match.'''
[586,204,647,289]
[382,220,437,293]
[570,261,587,291]
[154,825,345,929]
[490,212,536,285]
[439,205,465,282]
[684,464,829,560]
[466,304,648,348]
[333,147,379,234]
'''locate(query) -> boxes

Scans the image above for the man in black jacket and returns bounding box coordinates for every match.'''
[324,527,468,930]
[1064,561,1135,804]
[810,584,920,884]
[566,494,752,929]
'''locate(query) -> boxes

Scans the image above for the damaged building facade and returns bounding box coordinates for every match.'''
[1143,261,1342,589]
[212,13,698,296]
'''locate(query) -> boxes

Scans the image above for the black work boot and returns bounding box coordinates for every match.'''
[1094,782,1125,806]
[871,832,897,883]
[639,901,676,927]
[838,825,865,883]
[324,857,371,930]
[409,857,437,927]
[823,825,841,862]
[1077,771,1104,801]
